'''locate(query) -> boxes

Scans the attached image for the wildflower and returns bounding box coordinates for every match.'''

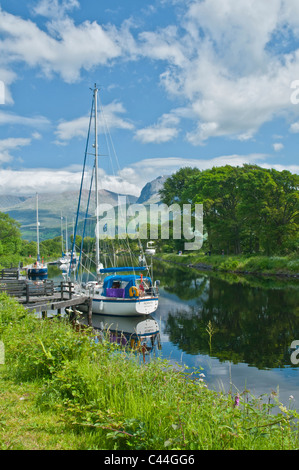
[289,395,294,400]
[233,394,240,408]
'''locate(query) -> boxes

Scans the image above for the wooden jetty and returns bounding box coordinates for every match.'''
[0,268,21,280]
[0,278,93,326]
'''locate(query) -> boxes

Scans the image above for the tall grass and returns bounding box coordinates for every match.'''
[1,293,299,450]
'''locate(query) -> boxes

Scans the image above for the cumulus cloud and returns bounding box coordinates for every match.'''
[0,166,140,196]
[2,0,299,146]
[134,113,180,144]
[0,137,32,164]
[0,167,83,195]
[54,101,134,143]
[0,8,122,83]
[135,0,299,144]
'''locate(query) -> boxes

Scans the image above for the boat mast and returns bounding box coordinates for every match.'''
[36,192,40,262]
[94,84,100,275]
[60,211,64,255]
[65,216,68,253]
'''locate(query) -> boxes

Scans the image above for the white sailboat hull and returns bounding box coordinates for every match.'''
[80,294,159,317]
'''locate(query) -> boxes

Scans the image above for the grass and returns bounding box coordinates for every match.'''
[0,377,88,450]
[1,293,299,450]
[158,252,299,275]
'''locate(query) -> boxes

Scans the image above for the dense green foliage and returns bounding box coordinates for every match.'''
[159,165,299,255]
[0,213,22,256]
[1,294,299,450]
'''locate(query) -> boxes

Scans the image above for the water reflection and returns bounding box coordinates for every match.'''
[79,313,162,359]
[154,262,299,370]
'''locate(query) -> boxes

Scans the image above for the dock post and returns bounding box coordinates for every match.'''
[26,282,30,304]
[88,298,92,327]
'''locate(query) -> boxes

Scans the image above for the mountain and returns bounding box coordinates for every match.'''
[2,189,138,241]
[1,176,168,241]
[136,176,168,204]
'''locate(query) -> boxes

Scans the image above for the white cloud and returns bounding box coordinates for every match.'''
[135,113,180,144]
[290,121,299,133]
[0,166,140,196]
[135,0,299,144]
[55,115,90,143]
[0,68,16,104]
[54,101,134,143]
[33,0,80,19]
[139,26,187,67]
[0,111,50,128]
[0,167,82,195]
[0,8,122,83]
[0,137,32,164]
[1,1,299,151]
[273,142,284,151]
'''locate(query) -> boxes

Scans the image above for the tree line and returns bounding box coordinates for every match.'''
[159,164,299,255]
[0,164,298,263]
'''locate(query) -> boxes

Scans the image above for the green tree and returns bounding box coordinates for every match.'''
[238,166,299,254]
[0,212,22,255]
[159,167,200,205]
[160,165,299,255]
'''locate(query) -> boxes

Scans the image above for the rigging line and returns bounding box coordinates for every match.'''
[76,161,95,281]
[98,97,120,177]
[69,93,94,279]
[97,97,136,268]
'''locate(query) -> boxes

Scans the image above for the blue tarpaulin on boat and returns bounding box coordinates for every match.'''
[102,274,152,298]
[99,266,147,273]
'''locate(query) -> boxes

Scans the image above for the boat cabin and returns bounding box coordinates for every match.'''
[102,274,152,298]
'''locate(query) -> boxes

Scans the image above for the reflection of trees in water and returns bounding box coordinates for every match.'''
[155,262,299,370]
[154,263,210,301]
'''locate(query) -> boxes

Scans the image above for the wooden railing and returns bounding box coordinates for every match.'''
[0,279,54,303]
[59,281,75,300]
[0,268,20,280]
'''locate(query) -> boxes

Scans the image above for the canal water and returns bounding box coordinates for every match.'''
[48,260,299,408]
[152,260,299,409]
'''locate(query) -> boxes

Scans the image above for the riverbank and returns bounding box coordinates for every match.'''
[157,253,299,277]
[0,294,298,450]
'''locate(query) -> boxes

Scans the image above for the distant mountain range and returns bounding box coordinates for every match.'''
[0,176,168,241]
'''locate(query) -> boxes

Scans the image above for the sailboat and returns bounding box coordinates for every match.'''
[71,85,159,317]
[27,193,48,278]
[59,215,77,270]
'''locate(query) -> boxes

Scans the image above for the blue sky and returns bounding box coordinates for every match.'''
[0,0,299,197]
